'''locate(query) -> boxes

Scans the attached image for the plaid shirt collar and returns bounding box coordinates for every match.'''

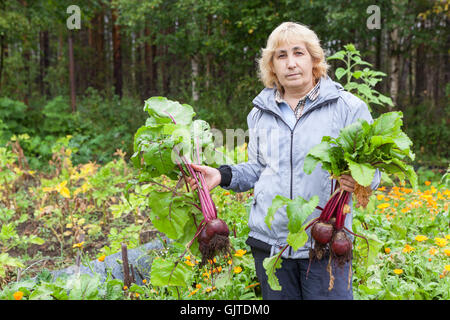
[275,78,321,104]
[275,78,321,119]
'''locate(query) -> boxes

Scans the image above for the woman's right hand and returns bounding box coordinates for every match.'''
[186,164,222,192]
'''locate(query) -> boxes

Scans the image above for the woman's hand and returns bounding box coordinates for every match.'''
[338,174,357,193]
[186,164,222,192]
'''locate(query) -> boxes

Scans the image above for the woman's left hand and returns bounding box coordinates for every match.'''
[338,174,357,193]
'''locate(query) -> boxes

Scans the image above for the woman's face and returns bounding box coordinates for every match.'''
[272,41,315,93]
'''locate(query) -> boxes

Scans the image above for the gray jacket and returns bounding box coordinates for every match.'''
[223,76,380,259]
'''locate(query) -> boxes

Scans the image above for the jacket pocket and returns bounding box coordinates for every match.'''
[252,190,264,207]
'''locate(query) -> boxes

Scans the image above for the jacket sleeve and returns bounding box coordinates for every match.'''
[221,108,265,193]
[341,95,381,191]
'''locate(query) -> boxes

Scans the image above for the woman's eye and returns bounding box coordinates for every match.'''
[295,51,304,55]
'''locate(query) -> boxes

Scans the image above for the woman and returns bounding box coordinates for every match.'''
[187,22,380,300]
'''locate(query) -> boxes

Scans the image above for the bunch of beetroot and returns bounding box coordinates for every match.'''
[180,152,231,266]
[305,180,368,290]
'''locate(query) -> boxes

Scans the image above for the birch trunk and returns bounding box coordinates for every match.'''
[191,55,199,102]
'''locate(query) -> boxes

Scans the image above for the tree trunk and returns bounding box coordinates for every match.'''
[144,26,157,98]
[415,43,427,104]
[191,55,199,102]
[0,34,4,93]
[388,28,399,109]
[111,8,122,98]
[91,10,105,92]
[39,30,50,96]
[68,32,76,112]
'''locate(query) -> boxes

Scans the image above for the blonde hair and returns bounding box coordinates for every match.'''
[257,22,329,89]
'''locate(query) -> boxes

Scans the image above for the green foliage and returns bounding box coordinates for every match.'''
[328,44,394,112]
[263,194,319,291]
[304,111,417,190]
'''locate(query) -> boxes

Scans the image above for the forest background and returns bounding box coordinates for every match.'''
[0,0,448,171]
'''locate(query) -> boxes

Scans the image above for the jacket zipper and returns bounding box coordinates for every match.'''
[253,102,332,200]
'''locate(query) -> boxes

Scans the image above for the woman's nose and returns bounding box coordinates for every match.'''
[286,54,296,68]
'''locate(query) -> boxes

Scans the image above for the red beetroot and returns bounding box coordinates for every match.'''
[197,219,231,266]
[311,222,334,245]
[331,230,352,256]
[204,219,229,239]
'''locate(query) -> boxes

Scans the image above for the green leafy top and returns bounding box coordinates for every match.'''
[263,194,319,291]
[131,96,222,180]
[303,111,417,191]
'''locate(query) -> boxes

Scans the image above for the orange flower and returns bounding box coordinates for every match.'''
[233,266,243,274]
[13,291,24,300]
[384,247,391,254]
[402,244,415,253]
[98,255,106,262]
[434,237,448,247]
[424,181,431,186]
[234,249,247,257]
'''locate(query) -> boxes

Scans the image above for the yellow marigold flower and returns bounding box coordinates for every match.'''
[202,272,210,279]
[123,286,128,290]
[233,266,243,274]
[98,255,106,262]
[135,293,140,298]
[444,249,450,257]
[228,259,233,265]
[393,269,403,275]
[377,186,386,191]
[402,244,415,253]
[195,283,202,289]
[188,288,199,296]
[424,181,431,186]
[384,247,391,254]
[445,235,450,240]
[206,287,212,293]
[445,265,450,272]
[377,203,390,209]
[234,249,247,257]
[184,260,195,267]
[415,235,428,242]
[13,291,24,300]
[185,255,191,260]
[376,194,385,201]
[434,237,448,247]
[72,242,84,248]
[429,247,438,255]
[142,279,147,284]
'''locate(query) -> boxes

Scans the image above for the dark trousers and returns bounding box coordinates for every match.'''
[251,246,354,300]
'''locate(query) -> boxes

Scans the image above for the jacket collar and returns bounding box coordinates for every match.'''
[252,75,342,118]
